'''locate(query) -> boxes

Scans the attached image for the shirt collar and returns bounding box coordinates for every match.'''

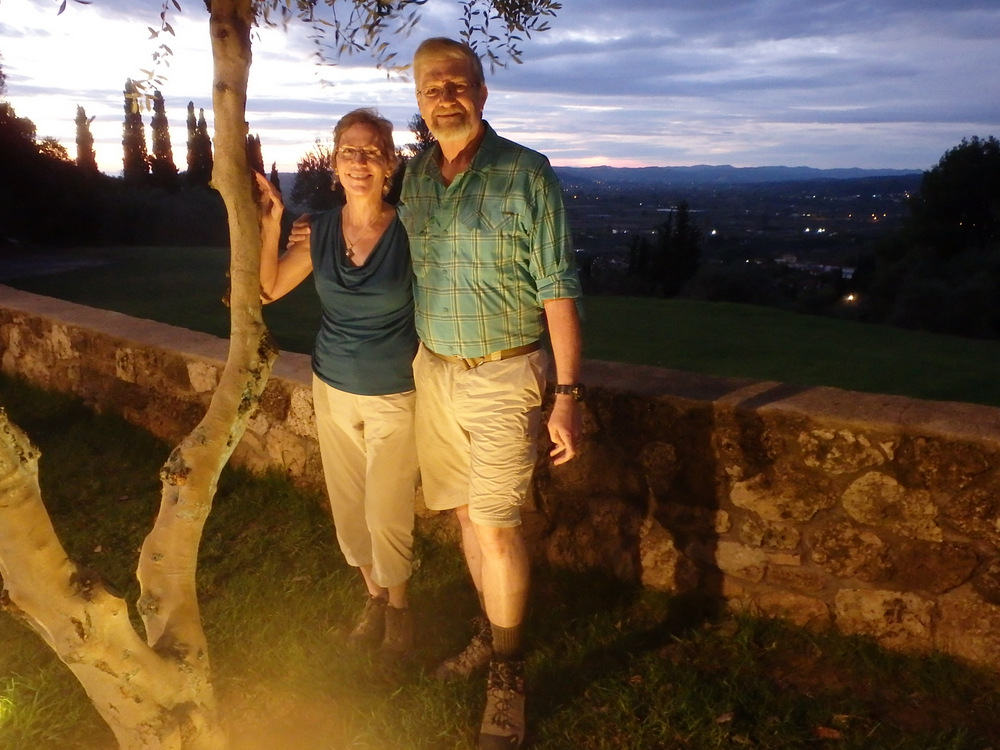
[467,120,499,175]
[417,120,498,182]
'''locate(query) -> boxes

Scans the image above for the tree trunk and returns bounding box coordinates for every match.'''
[0,1,273,748]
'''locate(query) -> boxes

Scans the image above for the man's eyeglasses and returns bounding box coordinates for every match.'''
[416,81,481,101]
[336,146,385,162]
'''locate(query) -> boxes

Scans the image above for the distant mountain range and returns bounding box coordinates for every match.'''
[551,164,923,187]
[275,164,923,195]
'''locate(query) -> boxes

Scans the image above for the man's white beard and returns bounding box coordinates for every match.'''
[429,108,476,142]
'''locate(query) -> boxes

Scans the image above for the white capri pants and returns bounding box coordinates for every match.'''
[312,375,418,589]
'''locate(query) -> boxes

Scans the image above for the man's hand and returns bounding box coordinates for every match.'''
[548,396,582,465]
[287,213,312,253]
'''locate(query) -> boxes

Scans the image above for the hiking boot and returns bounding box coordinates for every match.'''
[347,594,387,649]
[478,659,526,749]
[378,605,414,661]
[433,614,493,681]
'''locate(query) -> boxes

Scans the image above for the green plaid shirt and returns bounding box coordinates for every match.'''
[400,122,581,358]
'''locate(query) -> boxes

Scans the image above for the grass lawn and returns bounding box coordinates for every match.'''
[6,245,1000,407]
[2,373,1000,749]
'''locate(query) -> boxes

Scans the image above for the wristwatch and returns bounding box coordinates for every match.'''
[553,383,586,402]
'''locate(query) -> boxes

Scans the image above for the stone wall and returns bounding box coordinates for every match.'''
[4,284,1000,671]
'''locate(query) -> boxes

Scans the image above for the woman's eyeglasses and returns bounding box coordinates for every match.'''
[336,146,385,162]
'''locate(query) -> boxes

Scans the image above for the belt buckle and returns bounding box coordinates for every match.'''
[458,356,480,370]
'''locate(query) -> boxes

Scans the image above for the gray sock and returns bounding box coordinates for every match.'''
[491,623,523,660]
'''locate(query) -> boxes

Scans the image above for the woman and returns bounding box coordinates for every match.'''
[256,108,418,660]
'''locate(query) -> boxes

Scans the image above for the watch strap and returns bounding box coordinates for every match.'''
[553,383,586,401]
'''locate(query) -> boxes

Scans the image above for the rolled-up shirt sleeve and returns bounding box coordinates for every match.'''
[528,164,582,304]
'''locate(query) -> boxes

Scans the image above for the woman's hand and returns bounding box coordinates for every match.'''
[255,172,284,229]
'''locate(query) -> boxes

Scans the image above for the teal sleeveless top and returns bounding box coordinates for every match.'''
[310,207,416,395]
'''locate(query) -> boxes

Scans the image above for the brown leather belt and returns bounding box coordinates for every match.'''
[427,342,540,371]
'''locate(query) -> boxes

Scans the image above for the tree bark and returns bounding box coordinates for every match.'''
[0,413,201,750]
[0,1,274,747]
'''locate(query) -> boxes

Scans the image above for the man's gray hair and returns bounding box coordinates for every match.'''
[413,37,486,85]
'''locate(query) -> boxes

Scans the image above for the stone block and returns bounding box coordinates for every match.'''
[755,590,831,629]
[809,520,891,582]
[638,518,681,592]
[936,589,1000,670]
[834,588,934,652]
[731,466,836,522]
[842,472,942,542]
[716,541,767,583]
[798,428,887,474]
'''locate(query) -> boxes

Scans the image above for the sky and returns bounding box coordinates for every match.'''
[1,0,999,175]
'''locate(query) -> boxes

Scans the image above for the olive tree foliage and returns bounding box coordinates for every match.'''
[292,138,342,211]
[403,111,436,157]
[0,1,559,748]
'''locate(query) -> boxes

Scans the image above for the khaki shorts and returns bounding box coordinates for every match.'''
[413,343,547,528]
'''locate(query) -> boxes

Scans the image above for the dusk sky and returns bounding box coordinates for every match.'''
[1,0,998,175]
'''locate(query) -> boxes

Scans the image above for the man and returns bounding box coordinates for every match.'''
[402,37,584,749]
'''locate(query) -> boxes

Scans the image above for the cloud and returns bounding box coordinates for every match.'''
[2,0,998,172]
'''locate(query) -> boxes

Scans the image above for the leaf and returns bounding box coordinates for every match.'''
[814,726,844,740]
[715,712,734,724]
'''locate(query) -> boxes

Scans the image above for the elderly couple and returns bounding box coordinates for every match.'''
[256,37,583,749]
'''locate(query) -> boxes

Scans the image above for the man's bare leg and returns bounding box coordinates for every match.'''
[436,505,529,681]
[472,521,530,750]
[473,524,529,630]
[456,505,485,598]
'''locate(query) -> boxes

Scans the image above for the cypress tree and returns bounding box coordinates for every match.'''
[246,133,264,174]
[185,105,213,187]
[75,105,98,172]
[185,101,197,182]
[149,89,178,188]
[197,109,213,180]
[122,79,149,182]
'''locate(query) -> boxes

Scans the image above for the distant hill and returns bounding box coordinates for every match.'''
[552,164,923,187]
[275,164,924,197]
